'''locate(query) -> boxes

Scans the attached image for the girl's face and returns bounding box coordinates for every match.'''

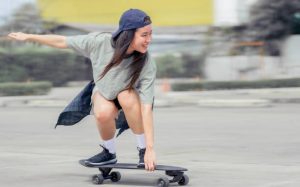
[129,24,152,54]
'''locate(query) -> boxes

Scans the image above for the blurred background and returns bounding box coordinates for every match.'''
[0,0,300,95]
[1,1,300,187]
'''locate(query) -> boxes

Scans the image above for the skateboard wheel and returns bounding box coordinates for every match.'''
[92,174,104,184]
[178,174,189,186]
[110,171,121,182]
[157,177,169,187]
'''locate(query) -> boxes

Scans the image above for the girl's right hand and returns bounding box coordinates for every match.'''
[8,32,30,41]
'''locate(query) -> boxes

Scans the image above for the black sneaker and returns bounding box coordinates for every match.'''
[80,145,117,167]
[137,147,146,167]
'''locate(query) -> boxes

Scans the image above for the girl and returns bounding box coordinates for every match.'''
[8,8,157,172]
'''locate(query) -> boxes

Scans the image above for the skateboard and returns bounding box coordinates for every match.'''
[79,161,189,187]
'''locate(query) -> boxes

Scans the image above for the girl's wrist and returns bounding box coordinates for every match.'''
[146,145,154,150]
[25,34,32,41]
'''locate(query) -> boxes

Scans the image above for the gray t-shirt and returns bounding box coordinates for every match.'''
[66,32,156,104]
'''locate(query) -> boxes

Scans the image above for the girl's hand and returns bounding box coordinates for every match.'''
[8,32,30,41]
[144,147,156,171]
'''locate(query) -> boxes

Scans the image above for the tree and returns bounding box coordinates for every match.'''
[248,0,300,55]
[291,12,300,34]
[181,53,206,78]
[155,54,184,78]
[0,3,44,35]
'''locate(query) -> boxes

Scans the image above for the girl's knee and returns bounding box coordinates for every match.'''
[93,101,118,124]
[93,92,118,123]
[118,89,139,109]
[94,109,115,124]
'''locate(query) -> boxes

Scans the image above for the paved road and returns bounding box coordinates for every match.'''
[1,104,300,187]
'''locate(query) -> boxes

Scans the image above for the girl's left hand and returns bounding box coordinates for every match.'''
[144,148,156,171]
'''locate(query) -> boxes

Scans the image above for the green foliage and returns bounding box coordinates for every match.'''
[0,46,92,86]
[0,81,52,96]
[181,53,206,78]
[155,54,184,78]
[291,12,300,34]
[172,78,300,91]
[155,53,206,78]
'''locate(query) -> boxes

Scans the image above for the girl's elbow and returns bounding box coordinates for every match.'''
[56,37,68,49]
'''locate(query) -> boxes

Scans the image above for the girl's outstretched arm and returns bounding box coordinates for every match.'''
[8,32,67,49]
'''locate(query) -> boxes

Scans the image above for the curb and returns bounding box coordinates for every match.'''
[197,99,272,107]
[0,98,296,108]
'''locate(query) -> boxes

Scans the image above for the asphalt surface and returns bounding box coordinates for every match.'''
[1,102,300,187]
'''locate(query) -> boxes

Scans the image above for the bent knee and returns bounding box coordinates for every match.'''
[94,107,117,124]
[118,89,140,109]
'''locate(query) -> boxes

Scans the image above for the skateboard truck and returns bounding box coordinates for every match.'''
[92,168,121,184]
[165,170,189,185]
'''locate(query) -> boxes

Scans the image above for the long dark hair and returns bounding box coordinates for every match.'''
[98,17,151,90]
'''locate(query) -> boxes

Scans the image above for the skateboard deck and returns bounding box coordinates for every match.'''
[79,161,189,187]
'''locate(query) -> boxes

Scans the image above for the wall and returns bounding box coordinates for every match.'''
[37,0,213,26]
